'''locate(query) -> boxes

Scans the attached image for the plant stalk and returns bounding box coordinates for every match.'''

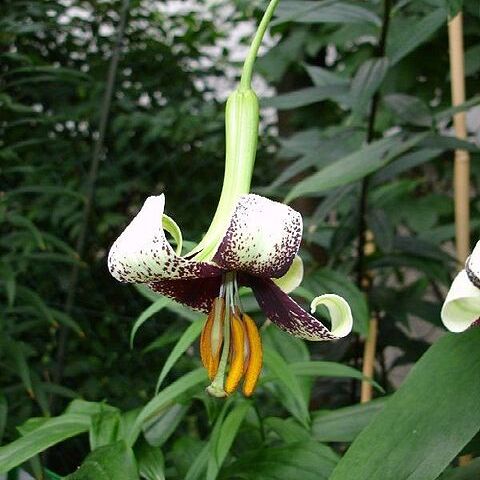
[448,10,471,465]
[448,12,470,265]
[240,0,280,91]
[356,0,392,403]
[361,316,378,403]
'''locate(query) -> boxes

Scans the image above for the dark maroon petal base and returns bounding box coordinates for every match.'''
[247,275,335,340]
[150,275,223,313]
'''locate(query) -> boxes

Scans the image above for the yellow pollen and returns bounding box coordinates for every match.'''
[242,314,263,397]
[225,315,245,394]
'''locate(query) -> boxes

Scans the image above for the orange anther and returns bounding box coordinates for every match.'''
[200,298,224,380]
[242,314,263,397]
[225,315,245,394]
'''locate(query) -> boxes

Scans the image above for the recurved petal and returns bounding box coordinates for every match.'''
[248,276,353,341]
[108,195,222,283]
[213,194,302,278]
[273,255,304,293]
[150,276,223,313]
[441,270,480,332]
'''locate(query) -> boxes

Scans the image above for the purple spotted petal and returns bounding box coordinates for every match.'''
[150,276,222,313]
[248,275,346,341]
[213,194,302,278]
[108,195,222,283]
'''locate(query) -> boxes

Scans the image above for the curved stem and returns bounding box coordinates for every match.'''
[240,0,280,91]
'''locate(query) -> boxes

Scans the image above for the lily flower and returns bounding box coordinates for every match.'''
[441,240,480,332]
[108,193,353,397]
[107,0,353,397]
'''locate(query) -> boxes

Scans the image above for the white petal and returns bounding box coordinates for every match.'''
[108,195,220,283]
[213,194,302,278]
[441,270,480,332]
[273,255,304,293]
[311,294,353,338]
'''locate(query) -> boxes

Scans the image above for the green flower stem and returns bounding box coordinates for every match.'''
[192,90,259,261]
[240,0,281,91]
[191,0,280,261]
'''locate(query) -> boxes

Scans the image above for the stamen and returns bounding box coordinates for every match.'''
[206,272,235,397]
[200,307,214,374]
[208,298,225,379]
[200,297,225,379]
[242,314,263,397]
[202,273,263,397]
[225,315,245,394]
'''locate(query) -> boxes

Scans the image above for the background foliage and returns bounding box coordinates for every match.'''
[1,0,480,478]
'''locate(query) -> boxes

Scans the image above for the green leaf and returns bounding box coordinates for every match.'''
[330,329,480,480]
[220,441,338,480]
[0,414,91,473]
[286,133,427,202]
[207,401,251,480]
[185,442,209,480]
[130,298,170,348]
[64,441,139,480]
[5,214,45,249]
[143,403,189,447]
[155,318,204,391]
[290,361,383,391]
[303,64,350,87]
[383,94,432,127]
[273,1,381,26]
[16,286,56,327]
[264,417,311,443]
[65,399,118,417]
[433,95,480,122]
[129,369,207,446]
[1,339,34,397]
[186,401,233,480]
[386,8,447,65]
[263,347,310,427]
[350,58,389,120]
[263,85,348,110]
[89,410,121,450]
[136,441,165,480]
[373,148,441,183]
[312,398,387,443]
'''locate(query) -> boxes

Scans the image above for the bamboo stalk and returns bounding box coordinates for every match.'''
[361,317,378,403]
[448,13,470,265]
[448,11,471,465]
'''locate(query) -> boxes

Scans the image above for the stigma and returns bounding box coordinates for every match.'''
[200,272,262,397]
